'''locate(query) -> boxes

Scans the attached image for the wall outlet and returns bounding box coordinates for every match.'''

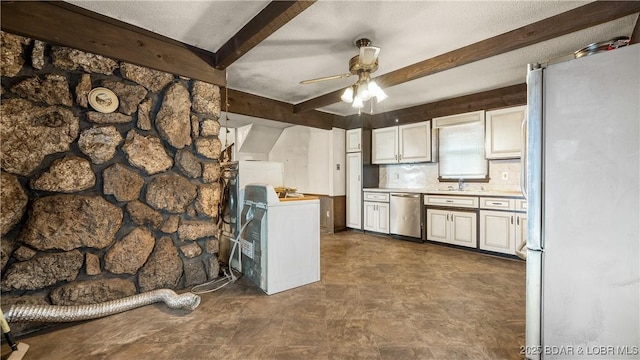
[336,164,340,170]
[502,171,509,180]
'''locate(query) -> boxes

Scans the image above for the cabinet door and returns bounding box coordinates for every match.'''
[398,121,431,163]
[346,153,362,229]
[485,105,526,159]
[372,127,398,164]
[480,210,515,254]
[426,208,449,243]
[450,210,477,248]
[363,201,377,231]
[376,202,390,234]
[515,213,527,251]
[346,128,362,153]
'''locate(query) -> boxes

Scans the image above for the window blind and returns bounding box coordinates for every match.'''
[439,121,487,179]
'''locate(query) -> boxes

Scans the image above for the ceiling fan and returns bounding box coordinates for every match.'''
[299,38,387,108]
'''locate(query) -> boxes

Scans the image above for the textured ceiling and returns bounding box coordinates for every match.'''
[70,1,638,119]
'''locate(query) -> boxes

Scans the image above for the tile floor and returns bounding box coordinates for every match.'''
[6,231,526,360]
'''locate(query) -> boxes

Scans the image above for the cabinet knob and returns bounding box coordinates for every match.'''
[511,216,514,224]
[517,216,520,225]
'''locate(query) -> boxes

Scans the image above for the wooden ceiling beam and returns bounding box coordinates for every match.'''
[215,1,316,69]
[0,1,226,86]
[223,89,336,130]
[631,11,640,44]
[294,1,640,113]
[368,84,527,129]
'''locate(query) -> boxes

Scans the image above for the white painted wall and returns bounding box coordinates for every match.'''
[269,126,345,196]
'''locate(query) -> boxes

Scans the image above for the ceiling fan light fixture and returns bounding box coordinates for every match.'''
[368,81,387,102]
[341,86,354,103]
[356,82,372,101]
[352,96,364,109]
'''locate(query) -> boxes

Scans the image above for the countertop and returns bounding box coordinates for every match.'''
[363,188,524,198]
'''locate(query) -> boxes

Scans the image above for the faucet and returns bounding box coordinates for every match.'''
[458,178,464,191]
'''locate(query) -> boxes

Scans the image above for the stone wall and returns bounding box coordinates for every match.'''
[0,31,223,318]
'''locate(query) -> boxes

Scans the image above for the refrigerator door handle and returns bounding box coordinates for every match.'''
[525,65,544,252]
[520,117,528,199]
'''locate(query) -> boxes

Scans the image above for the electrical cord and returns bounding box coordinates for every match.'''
[191,207,254,295]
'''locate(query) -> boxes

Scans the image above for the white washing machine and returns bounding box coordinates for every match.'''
[240,184,320,295]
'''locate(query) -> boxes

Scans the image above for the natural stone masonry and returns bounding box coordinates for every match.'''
[78,126,123,165]
[0,172,28,236]
[176,149,202,178]
[195,183,220,218]
[86,111,132,124]
[102,163,144,202]
[180,243,202,259]
[119,62,174,92]
[137,98,153,130]
[102,80,147,115]
[126,200,163,228]
[1,250,83,291]
[192,81,221,116]
[122,130,173,175]
[31,40,46,70]
[0,31,223,323]
[51,46,118,75]
[30,156,96,193]
[195,136,222,159]
[76,74,92,108]
[202,162,222,183]
[13,246,36,262]
[146,174,198,213]
[1,98,79,176]
[104,227,155,275]
[1,31,30,77]
[49,278,136,306]
[138,236,182,292]
[178,219,216,241]
[20,195,123,251]
[11,74,73,106]
[201,119,221,137]
[156,82,192,149]
[85,253,101,276]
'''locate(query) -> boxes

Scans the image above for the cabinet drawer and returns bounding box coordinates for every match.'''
[516,199,527,212]
[363,192,389,202]
[424,195,478,209]
[480,197,514,211]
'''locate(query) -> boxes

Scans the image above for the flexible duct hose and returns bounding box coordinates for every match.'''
[4,289,200,323]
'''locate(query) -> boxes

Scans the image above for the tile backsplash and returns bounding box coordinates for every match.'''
[379,159,522,192]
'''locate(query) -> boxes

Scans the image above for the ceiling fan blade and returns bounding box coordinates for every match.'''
[299,73,351,85]
[359,46,380,66]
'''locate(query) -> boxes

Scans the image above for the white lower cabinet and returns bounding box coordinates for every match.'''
[426,208,477,248]
[364,201,389,234]
[479,210,527,255]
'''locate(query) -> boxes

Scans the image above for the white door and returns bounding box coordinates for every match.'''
[363,201,377,231]
[426,208,448,243]
[372,127,398,164]
[346,128,361,153]
[480,210,515,254]
[346,152,361,229]
[398,121,431,163]
[376,202,390,234]
[450,210,477,248]
[485,105,526,159]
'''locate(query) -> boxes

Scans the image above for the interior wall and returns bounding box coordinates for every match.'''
[379,159,521,191]
[269,126,346,195]
[0,31,223,331]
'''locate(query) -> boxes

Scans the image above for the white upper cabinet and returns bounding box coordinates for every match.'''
[372,126,398,164]
[372,121,431,164]
[346,128,362,153]
[398,121,432,163]
[485,105,526,159]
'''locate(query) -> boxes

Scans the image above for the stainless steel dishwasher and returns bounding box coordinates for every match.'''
[390,193,422,238]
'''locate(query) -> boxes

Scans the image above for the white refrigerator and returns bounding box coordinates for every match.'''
[524,44,639,359]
